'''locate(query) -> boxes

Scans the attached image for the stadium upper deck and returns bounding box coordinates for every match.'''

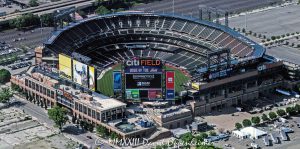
[44,12,265,69]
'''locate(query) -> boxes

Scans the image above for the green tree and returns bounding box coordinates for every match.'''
[40,14,54,27]
[48,106,68,130]
[295,104,300,112]
[193,132,208,145]
[95,6,111,15]
[261,113,269,122]
[0,87,13,103]
[235,122,242,130]
[180,132,193,148]
[251,116,261,125]
[96,125,108,137]
[0,69,11,84]
[269,112,277,120]
[208,130,216,136]
[9,13,40,29]
[276,109,286,117]
[29,0,39,7]
[286,107,296,115]
[109,132,118,140]
[242,119,252,127]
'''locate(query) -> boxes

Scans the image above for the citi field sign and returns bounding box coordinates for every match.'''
[125,59,162,67]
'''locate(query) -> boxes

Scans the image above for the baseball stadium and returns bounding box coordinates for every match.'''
[44,12,267,101]
[10,11,300,140]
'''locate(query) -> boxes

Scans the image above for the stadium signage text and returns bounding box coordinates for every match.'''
[125,59,161,67]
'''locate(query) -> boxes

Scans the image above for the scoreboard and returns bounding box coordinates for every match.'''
[124,59,162,101]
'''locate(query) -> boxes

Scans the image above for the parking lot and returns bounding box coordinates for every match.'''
[0,104,78,149]
[213,116,300,149]
[228,3,300,38]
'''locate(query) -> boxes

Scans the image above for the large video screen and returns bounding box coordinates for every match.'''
[125,74,162,89]
[89,66,95,91]
[73,60,88,87]
[59,54,72,80]
[124,59,163,101]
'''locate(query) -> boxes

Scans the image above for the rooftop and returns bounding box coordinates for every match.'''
[59,84,126,111]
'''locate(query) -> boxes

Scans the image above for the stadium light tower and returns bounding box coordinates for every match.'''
[172,0,175,15]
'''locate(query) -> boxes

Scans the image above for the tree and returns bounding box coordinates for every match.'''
[0,87,13,103]
[242,119,252,127]
[295,104,300,113]
[276,109,286,117]
[235,122,242,130]
[96,125,108,137]
[199,132,208,139]
[251,116,261,125]
[109,132,118,140]
[29,0,39,7]
[180,132,193,148]
[261,114,269,122]
[208,130,216,136]
[48,106,68,130]
[95,6,111,15]
[286,107,296,116]
[269,112,277,120]
[0,69,11,84]
[242,28,246,33]
[40,14,54,27]
[271,36,276,40]
[9,13,40,29]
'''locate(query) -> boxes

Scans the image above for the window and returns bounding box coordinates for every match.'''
[92,110,95,119]
[79,104,82,112]
[25,79,28,86]
[32,82,35,90]
[96,112,100,120]
[83,106,87,114]
[28,80,32,88]
[47,89,50,97]
[43,87,46,94]
[51,91,54,98]
[75,102,78,110]
[88,108,91,117]
[36,84,40,92]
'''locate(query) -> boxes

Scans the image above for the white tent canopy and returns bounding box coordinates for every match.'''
[232,130,248,139]
[233,127,267,139]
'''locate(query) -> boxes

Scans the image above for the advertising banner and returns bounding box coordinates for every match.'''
[166,89,175,99]
[73,60,88,87]
[166,71,175,100]
[166,71,175,89]
[113,71,122,90]
[126,89,140,99]
[58,54,72,80]
[89,66,96,91]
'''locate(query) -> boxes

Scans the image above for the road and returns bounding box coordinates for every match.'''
[0,27,53,48]
[11,96,115,149]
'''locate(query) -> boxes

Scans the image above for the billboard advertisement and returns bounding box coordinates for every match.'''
[166,71,175,100]
[125,74,162,89]
[166,90,175,99]
[58,54,72,80]
[126,89,140,100]
[113,71,122,90]
[73,60,88,87]
[124,58,163,101]
[166,71,175,89]
[89,66,96,91]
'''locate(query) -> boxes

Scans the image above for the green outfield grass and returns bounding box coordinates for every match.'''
[96,64,190,97]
